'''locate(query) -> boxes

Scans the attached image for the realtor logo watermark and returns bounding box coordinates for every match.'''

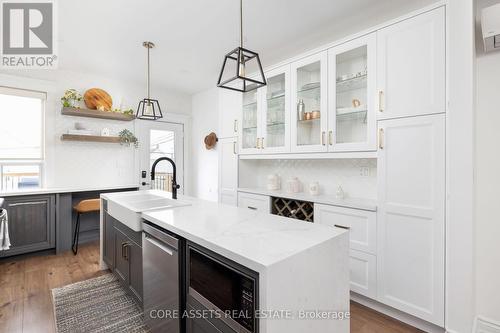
[1,0,57,68]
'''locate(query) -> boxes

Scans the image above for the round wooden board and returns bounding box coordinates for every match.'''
[83,88,112,111]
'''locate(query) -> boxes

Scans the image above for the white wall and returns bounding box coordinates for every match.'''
[474,0,500,328]
[0,70,191,189]
[190,87,219,201]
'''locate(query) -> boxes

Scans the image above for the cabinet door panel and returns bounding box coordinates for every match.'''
[377,7,445,119]
[103,212,115,269]
[218,89,241,139]
[240,87,261,154]
[329,33,377,152]
[350,250,377,299]
[237,192,270,213]
[1,195,55,257]
[291,51,328,152]
[114,229,129,286]
[377,114,445,325]
[218,138,238,206]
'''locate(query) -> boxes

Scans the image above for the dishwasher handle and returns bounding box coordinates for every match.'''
[144,233,176,256]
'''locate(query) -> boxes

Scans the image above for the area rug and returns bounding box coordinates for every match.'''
[52,274,149,333]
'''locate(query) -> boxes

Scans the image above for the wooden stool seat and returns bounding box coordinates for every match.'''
[72,198,100,255]
[73,199,100,214]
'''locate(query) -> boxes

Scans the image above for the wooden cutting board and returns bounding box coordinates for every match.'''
[83,88,112,111]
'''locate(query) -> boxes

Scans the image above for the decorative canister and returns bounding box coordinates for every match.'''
[309,181,320,196]
[267,174,280,191]
[286,177,301,193]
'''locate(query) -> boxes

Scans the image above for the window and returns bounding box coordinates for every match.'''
[0,87,45,191]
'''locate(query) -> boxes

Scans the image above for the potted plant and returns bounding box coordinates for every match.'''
[118,129,139,148]
[61,89,82,107]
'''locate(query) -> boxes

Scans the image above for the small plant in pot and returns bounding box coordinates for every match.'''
[61,89,82,107]
[118,129,139,148]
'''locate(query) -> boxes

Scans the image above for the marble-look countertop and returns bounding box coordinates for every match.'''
[0,184,138,197]
[238,187,377,212]
[142,193,347,273]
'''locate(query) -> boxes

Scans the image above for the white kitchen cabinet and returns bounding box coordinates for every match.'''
[237,192,270,213]
[349,249,377,299]
[218,89,241,139]
[239,65,290,155]
[240,86,262,154]
[260,65,291,154]
[314,203,376,254]
[218,138,238,206]
[377,7,445,120]
[328,33,377,152]
[377,114,445,325]
[291,51,328,152]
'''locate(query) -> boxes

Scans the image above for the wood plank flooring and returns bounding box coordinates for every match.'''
[0,241,423,333]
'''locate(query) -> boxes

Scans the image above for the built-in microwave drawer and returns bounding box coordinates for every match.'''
[237,192,270,213]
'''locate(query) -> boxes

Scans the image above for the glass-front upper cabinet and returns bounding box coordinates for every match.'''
[328,33,377,152]
[240,84,261,154]
[291,52,328,152]
[261,65,290,153]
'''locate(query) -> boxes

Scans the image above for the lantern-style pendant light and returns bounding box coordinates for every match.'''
[217,0,266,92]
[136,41,163,120]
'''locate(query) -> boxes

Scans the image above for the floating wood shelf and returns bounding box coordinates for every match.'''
[61,107,135,121]
[60,134,122,143]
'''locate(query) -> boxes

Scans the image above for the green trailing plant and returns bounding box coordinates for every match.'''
[118,129,139,148]
[61,89,82,107]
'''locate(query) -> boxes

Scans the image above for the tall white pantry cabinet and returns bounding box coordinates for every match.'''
[219,5,447,328]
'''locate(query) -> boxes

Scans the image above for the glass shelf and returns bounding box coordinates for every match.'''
[297,84,320,100]
[242,126,257,131]
[243,102,257,108]
[336,75,367,93]
[297,117,320,124]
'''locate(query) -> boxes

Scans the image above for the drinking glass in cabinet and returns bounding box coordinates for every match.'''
[266,73,286,148]
[296,61,321,146]
[335,45,368,144]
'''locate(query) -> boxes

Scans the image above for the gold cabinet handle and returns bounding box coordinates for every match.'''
[233,141,237,154]
[260,137,264,149]
[328,130,333,146]
[379,91,384,112]
[255,138,259,149]
[234,119,238,133]
[321,132,326,146]
[379,128,384,149]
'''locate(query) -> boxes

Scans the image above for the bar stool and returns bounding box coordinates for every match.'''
[72,199,100,255]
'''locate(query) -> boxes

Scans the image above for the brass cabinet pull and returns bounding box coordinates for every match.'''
[379,91,384,112]
[321,132,326,146]
[124,243,130,261]
[328,130,333,146]
[121,242,126,258]
[255,138,259,149]
[260,137,264,149]
[233,141,237,154]
[234,119,238,133]
[379,128,384,149]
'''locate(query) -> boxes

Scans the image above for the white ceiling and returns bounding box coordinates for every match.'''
[57,0,437,95]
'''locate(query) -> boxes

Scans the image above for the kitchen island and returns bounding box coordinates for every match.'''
[100,190,349,333]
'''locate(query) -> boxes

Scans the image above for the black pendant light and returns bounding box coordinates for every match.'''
[217,0,266,92]
[136,41,163,120]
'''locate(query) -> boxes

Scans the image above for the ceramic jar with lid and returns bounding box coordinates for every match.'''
[286,177,301,193]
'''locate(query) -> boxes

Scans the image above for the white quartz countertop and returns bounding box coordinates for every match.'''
[0,184,139,197]
[141,194,347,272]
[238,187,377,212]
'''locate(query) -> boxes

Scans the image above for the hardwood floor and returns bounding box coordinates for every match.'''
[0,241,423,333]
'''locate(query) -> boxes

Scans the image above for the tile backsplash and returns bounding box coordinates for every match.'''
[239,158,377,200]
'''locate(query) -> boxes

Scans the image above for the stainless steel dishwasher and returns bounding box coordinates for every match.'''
[142,222,181,333]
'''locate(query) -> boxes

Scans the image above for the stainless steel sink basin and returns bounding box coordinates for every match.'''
[106,190,191,231]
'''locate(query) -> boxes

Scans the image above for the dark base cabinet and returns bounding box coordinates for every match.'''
[0,194,55,258]
[102,206,143,307]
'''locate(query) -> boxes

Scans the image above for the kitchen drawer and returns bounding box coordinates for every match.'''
[349,249,377,299]
[314,204,376,254]
[237,192,270,213]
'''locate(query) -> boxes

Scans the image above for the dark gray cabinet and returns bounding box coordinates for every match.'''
[1,194,55,257]
[102,212,115,269]
[106,216,143,306]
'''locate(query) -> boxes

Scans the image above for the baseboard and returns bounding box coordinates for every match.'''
[350,292,445,333]
[474,316,500,333]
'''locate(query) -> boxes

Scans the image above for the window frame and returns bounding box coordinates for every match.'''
[0,86,46,190]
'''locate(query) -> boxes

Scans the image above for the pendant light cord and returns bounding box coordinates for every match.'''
[147,45,151,100]
[240,0,243,48]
